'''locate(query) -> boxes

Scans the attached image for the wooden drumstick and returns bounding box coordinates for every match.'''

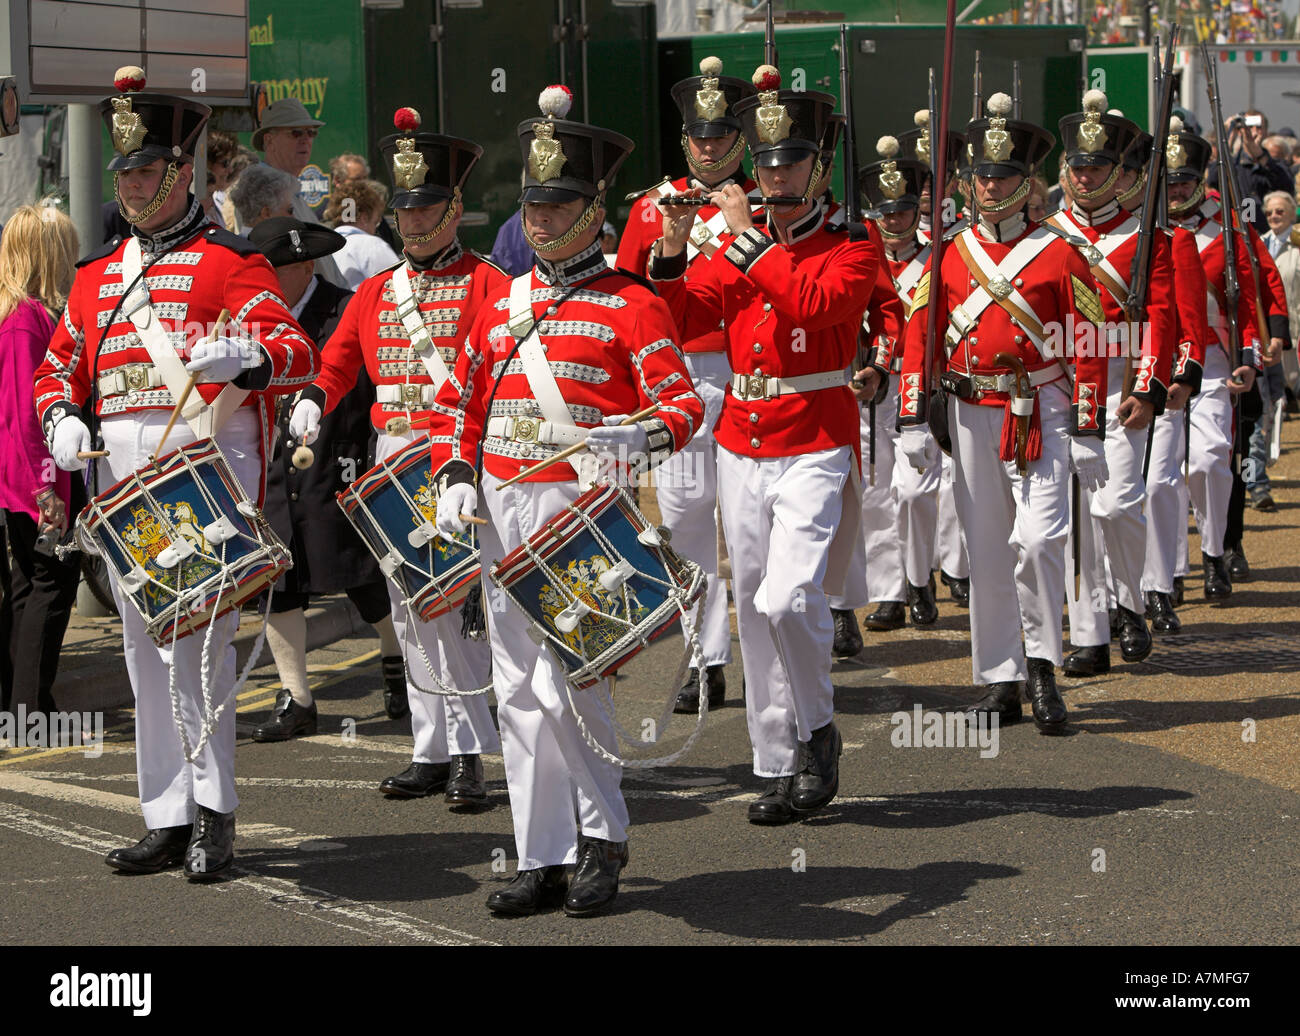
[76,450,110,459]
[154,308,231,460]
[494,404,661,491]
[460,514,488,526]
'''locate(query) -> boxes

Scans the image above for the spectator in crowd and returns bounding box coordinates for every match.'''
[203,130,239,222]
[1262,189,1296,257]
[1272,202,1300,411]
[1263,134,1292,170]
[0,205,83,718]
[322,178,399,289]
[1027,174,1050,222]
[489,207,535,276]
[229,163,296,234]
[329,151,402,254]
[1209,108,1295,233]
[217,146,259,231]
[1046,152,1068,214]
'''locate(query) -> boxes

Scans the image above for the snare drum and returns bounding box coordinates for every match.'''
[337,436,479,620]
[78,438,291,647]
[490,482,704,689]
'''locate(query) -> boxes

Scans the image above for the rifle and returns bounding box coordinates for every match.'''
[1123,26,1180,402]
[1011,60,1022,120]
[1200,39,1246,476]
[765,0,778,70]
[972,50,982,123]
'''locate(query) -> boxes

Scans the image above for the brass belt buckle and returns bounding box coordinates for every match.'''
[742,374,768,402]
[125,365,149,391]
[513,416,540,443]
[400,383,424,405]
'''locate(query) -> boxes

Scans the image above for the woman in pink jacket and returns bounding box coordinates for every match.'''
[0,205,81,716]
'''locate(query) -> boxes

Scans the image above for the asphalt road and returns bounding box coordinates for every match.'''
[2,421,1299,949]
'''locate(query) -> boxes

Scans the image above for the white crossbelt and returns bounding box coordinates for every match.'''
[391,262,451,390]
[645,179,731,261]
[950,228,1055,359]
[730,369,847,402]
[1046,210,1138,308]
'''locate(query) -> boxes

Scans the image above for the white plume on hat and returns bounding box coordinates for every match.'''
[877,135,900,159]
[914,109,930,127]
[1082,88,1108,112]
[537,85,573,119]
[699,56,723,77]
[987,92,1013,117]
[1169,115,1185,133]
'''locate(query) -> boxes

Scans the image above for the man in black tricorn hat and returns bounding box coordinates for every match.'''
[616,57,756,717]
[430,86,702,919]
[289,106,503,807]
[35,67,318,881]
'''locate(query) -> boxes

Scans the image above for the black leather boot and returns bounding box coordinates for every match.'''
[791,721,842,812]
[1063,643,1110,676]
[486,865,567,916]
[379,761,450,798]
[1116,604,1153,663]
[381,654,409,720]
[673,665,726,713]
[184,806,235,881]
[1172,576,1185,606]
[1026,657,1067,735]
[1108,607,1121,641]
[1202,552,1232,600]
[748,775,795,825]
[1144,591,1181,634]
[251,690,318,742]
[907,577,939,626]
[1225,543,1250,582]
[965,682,1022,724]
[862,600,905,631]
[564,837,629,917]
[444,755,488,810]
[831,608,864,656]
[104,825,192,874]
[940,570,970,606]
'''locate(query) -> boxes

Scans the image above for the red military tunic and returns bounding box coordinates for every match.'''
[615,174,757,355]
[34,219,316,468]
[898,219,1109,435]
[431,244,702,484]
[1045,202,1176,408]
[301,243,508,432]
[1169,225,1213,392]
[869,232,930,373]
[652,201,879,462]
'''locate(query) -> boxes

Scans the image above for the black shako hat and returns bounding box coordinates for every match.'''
[732,65,835,168]
[669,56,756,139]
[378,106,482,210]
[860,134,928,214]
[100,66,210,172]
[517,85,634,203]
[1164,115,1212,183]
[1058,89,1143,169]
[965,91,1055,178]
[896,108,964,181]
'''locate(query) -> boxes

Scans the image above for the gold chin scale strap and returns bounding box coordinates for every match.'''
[116,162,180,225]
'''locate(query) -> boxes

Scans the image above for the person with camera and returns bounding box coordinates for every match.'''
[1209,109,1295,234]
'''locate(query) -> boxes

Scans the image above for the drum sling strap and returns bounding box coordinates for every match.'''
[391,261,452,391]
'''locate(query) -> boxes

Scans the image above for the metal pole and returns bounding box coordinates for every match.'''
[67,103,103,258]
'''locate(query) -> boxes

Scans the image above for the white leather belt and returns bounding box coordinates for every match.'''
[376,383,437,406]
[98,363,165,397]
[486,415,586,447]
[730,369,847,402]
[961,366,1063,397]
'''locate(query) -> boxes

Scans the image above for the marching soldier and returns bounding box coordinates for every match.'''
[1046,90,1173,676]
[36,70,318,878]
[289,108,502,807]
[246,218,403,741]
[897,92,1110,734]
[653,66,877,822]
[615,57,756,713]
[432,87,703,917]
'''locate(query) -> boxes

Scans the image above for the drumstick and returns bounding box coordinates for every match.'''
[494,404,661,491]
[154,308,231,460]
[460,514,488,526]
[77,450,110,459]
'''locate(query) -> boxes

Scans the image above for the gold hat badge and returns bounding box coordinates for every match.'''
[876,136,905,199]
[110,65,148,157]
[752,65,791,146]
[391,107,428,190]
[982,92,1014,163]
[1077,88,1110,154]
[530,85,573,183]
[695,56,728,122]
[912,108,932,165]
[1166,114,1188,171]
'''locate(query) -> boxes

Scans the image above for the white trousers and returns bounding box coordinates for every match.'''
[478,473,628,871]
[1186,349,1234,559]
[933,453,970,579]
[895,425,968,586]
[717,445,851,776]
[375,432,498,763]
[828,396,903,610]
[1066,357,1148,646]
[652,351,732,667]
[1142,405,1186,595]
[99,409,262,829]
[951,386,1072,684]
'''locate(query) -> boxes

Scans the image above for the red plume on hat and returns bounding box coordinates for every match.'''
[394,107,421,132]
[114,65,146,93]
[752,65,781,92]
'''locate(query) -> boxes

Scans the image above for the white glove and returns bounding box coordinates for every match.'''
[899,426,938,471]
[289,399,322,446]
[1069,436,1109,493]
[435,482,478,541]
[52,416,92,472]
[584,415,651,465]
[185,335,263,383]
[693,380,725,439]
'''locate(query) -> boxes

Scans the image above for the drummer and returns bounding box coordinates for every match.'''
[35,69,317,880]
[431,86,703,918]
[288,108,502,808]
